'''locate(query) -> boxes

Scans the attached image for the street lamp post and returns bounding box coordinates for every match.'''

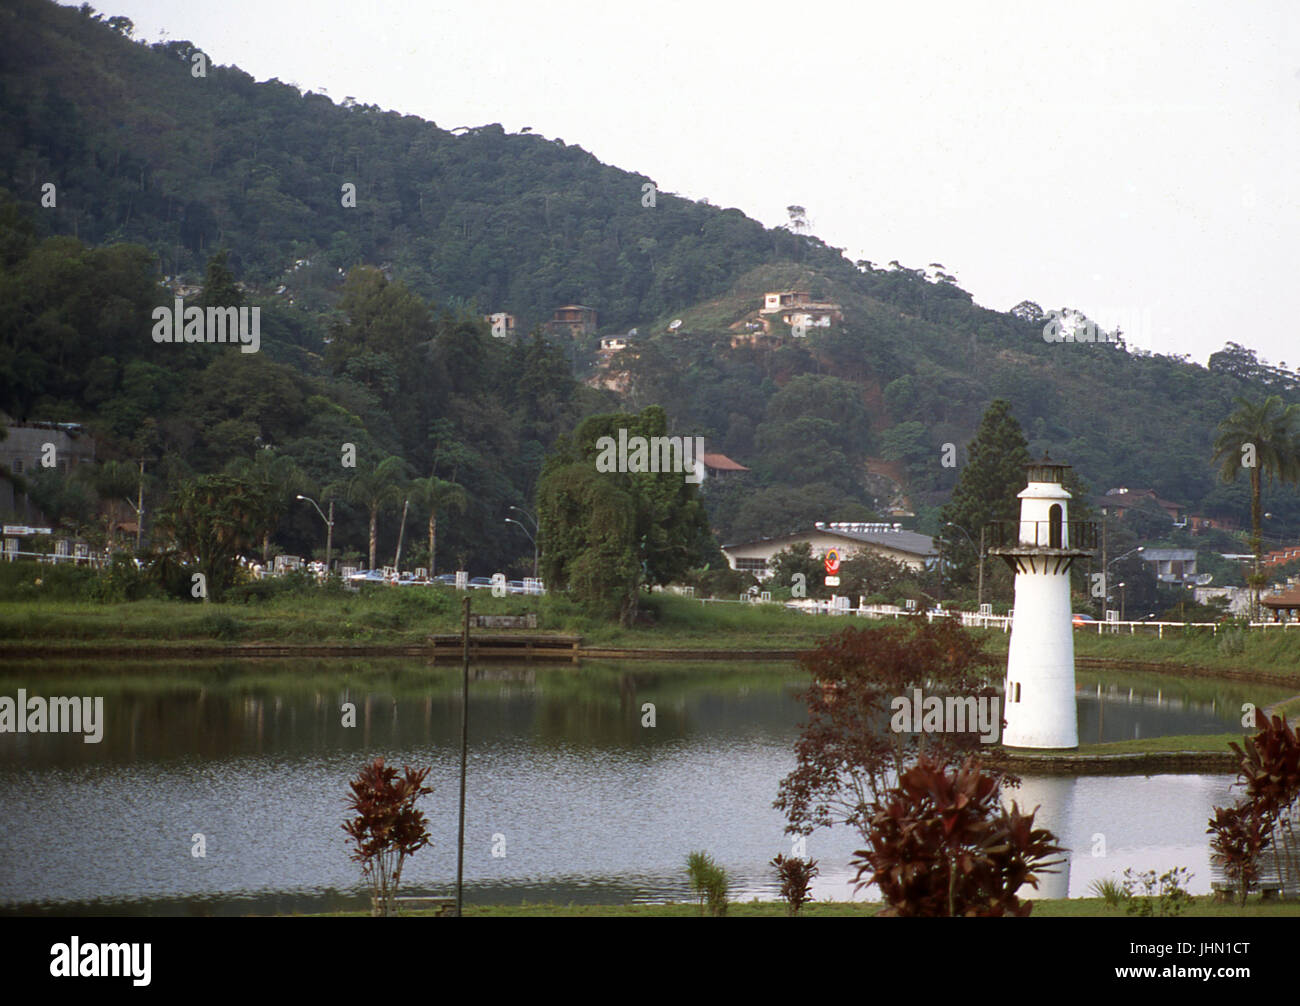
[507,505,539,580]
[944,522,984,609]
[504,517,538,580]
[1104,546,1143,619]
[296,495,335,572]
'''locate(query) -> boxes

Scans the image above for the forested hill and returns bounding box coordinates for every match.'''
[2,0,1298,568]
[0,0,848,327]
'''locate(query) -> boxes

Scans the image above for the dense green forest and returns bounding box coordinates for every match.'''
[2,0,1298,579]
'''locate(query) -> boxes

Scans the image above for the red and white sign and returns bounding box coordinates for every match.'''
[824,549,841,575]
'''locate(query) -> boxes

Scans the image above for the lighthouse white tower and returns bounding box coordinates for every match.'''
[988,455,1096,749]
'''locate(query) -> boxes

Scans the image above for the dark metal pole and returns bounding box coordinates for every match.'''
[325,500,334,573]
[937,536,943,605]
[977,525,985,609]
[456,595,470,917]
[134,459,145,553]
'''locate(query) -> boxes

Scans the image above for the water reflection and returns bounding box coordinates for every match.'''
[0,660,1274,914]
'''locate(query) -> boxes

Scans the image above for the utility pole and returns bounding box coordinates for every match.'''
[1100,513,1108,618]
[456,596,470,918]
[936,535,943,605]
[134,458,146,553]
[325,500,334,573]
[977,524,985,609]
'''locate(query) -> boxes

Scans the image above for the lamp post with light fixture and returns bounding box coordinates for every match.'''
[296,494,334,572]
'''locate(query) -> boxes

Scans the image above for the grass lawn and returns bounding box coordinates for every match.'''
[1074,733,1244,755]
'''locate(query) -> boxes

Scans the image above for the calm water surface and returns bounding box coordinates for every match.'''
[0,660,1277,915]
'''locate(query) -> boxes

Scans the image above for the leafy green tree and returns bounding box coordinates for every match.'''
[770,542,828,600]
[407,476,468,575]
[327,455,409,569]
[155,473,261,598]
[538,406,713,624]
[1212,395,1300,618]
[226,450,310,564]
[198,249,242,309]
[938,400,1032,585]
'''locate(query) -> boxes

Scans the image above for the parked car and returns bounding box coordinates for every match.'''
[507,580,527,594]
[1072,613,1097,627]
[468,576,494,590]
[433,574,458,586]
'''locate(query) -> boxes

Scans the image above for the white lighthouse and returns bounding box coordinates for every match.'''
[988,455,1096,749]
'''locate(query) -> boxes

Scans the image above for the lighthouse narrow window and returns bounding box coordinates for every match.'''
[1015,682,1021,703]
[1048,504,1063,548]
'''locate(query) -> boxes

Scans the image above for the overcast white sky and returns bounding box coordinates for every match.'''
[81,0,1300,367]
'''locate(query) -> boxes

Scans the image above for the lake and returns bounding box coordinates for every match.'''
[0,659,1277,915]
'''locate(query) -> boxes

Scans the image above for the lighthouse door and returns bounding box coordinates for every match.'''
[1048,504,1063,548]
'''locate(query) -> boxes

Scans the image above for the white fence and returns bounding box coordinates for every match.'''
[789,601,1298,636]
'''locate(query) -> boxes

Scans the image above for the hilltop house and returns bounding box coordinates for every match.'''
[756,290,841,335]
[1262,545,1300,569]
[1096,487,1186,525]
[721,521,936,579]
[545,304,598,337]
[699,452,749,482]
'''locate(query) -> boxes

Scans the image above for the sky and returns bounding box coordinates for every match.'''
[79,0,1300,367]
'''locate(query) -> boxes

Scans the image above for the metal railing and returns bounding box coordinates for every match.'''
[985,520,1098,550]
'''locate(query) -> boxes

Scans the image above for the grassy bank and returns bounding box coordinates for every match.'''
[300,896,1300,917]
[1072,627,1300,675]
[1075,733,1243,755]
[1,582,1296,678]
[0,590,844,651]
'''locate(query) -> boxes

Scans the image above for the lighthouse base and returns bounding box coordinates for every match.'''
[1001,568,1079,750]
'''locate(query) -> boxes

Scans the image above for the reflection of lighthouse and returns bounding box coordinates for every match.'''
[1005,775,1075,900]
[988,455,1096,749]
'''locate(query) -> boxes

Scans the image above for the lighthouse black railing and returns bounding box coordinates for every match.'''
[984,520,1098,551]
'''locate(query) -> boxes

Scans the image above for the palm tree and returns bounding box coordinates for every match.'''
[226,450,310,564]
[407,476,468,576]
[1212,395,1300,619]
[327,456,408,570]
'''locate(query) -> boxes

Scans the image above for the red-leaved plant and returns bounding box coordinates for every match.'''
[343,757,434,917]
[851,754,1063,917]
[1207,801,1272,906]
[770,854,819,916]
[1207,712,1300,904]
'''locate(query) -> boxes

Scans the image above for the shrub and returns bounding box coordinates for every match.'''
[851,754,1064,917]
[1218,628,1247,656]
[1208,803,1271,905]
[1089,876,1127,908]
[686,851,729,917]
[197,613,243,640]
[770,853,819,916]
[0,561,98,601]
[343,757,434,917]
[91,552,156,602]
[1122,867,1192,918]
